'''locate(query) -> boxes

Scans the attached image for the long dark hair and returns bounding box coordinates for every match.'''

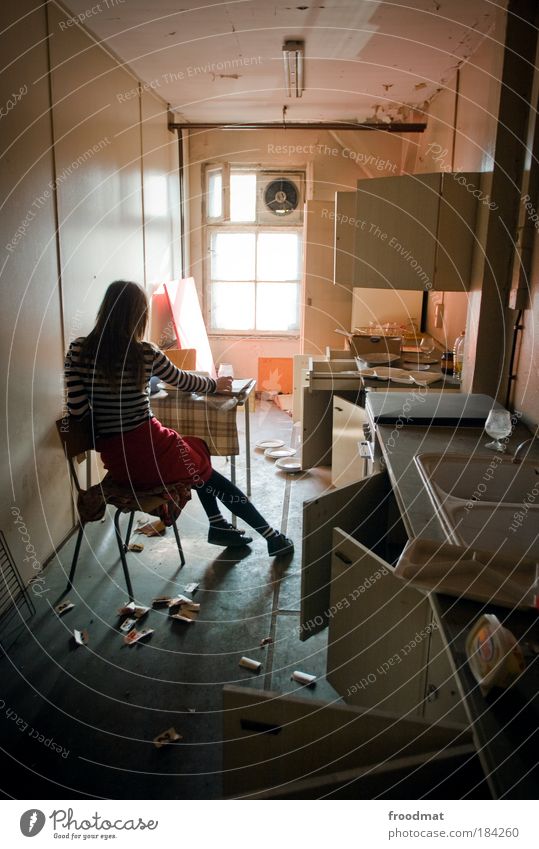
[80,281,149,389]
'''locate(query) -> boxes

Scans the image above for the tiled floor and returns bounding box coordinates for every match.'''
[0,401,340,799]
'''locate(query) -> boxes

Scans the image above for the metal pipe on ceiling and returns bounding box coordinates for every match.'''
[168,121,427,133]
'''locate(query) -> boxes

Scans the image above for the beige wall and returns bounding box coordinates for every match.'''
[0,0,180,587]
[187,127,405,375]
[414,11,506,358]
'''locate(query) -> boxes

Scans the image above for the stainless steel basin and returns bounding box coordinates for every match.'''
[415,453,539,557]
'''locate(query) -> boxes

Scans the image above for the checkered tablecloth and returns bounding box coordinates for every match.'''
[151,392,239,456]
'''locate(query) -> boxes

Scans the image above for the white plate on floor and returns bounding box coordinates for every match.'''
[275,458,302,473]
[256,439,285,450]
[265,447,297,459]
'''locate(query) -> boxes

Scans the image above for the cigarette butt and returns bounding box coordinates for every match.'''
[239,656,262,672]
[171,613,194,624]
[292,670,316,686]
[128,543,144,552]
[55,601,74,616]
[260,636,273,647]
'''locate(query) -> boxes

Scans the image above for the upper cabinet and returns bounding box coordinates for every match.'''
[334,173,480,291]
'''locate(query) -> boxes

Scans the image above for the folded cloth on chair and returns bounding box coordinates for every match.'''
[77,474,191,526]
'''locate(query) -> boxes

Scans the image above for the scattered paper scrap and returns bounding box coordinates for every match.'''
[184,583,199,594]
[171,613,195,624]
[239,656,262,672]
[135,520,166,537]
[117,602,150,619]
[167,595,192,608]
[120,618,137,634]
[55,601,74,616]
[260,637,273,647]
[127,543,144,552]
[123,628,154,646]
[73,629,89,646]
[153,727,183,749]
[152,596,172,607]
[291,670,316,686]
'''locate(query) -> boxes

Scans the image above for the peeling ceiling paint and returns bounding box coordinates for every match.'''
[60,0,500,123]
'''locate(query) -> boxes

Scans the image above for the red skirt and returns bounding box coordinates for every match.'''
[95,417,213,489]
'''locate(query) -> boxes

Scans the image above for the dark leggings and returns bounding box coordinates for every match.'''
[194,469,271,535]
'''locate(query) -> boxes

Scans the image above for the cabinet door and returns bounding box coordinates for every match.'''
[334,191,357,287]
[327,528,430,716]
[301,387,333,469]
[301,470,397,639]
[354,173,441,290]
[423,618,468,726]
[223,684,471,798]
[331,397,370,487]
[434,173,478,291]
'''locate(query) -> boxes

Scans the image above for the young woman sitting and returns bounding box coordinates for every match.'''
[64,280,294,557]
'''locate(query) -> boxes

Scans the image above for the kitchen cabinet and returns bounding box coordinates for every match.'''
[331,395,371,487]
[301,469,406,638]
[223,684,475,798]
[335,172,479,291]
[327,528,467,725]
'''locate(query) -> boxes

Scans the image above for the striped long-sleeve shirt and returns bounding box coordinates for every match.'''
[65,338,217,436]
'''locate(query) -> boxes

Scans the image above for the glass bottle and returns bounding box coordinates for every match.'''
[453,331,465,381]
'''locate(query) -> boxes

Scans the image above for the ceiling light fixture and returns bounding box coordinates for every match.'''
[283,40,304,98]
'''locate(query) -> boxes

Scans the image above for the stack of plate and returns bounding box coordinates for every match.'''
[255,440,302,473]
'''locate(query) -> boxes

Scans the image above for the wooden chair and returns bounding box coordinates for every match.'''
[56,417,185,601]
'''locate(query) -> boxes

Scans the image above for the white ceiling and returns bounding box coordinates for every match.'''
[61,0,499,123]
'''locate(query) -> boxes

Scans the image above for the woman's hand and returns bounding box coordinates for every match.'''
[216,376,233,393]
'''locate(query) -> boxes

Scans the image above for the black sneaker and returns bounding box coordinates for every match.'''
[208,526,253,547]
[267,533,294,557]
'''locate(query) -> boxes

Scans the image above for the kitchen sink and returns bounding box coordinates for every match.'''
[415,453,539,558]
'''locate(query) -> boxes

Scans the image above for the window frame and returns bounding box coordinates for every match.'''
[202,163,304,338]
[206,224,303,336]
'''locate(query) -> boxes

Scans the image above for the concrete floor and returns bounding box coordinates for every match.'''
[0,401,341,799]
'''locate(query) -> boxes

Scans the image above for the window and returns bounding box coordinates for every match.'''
[204,166,303,334]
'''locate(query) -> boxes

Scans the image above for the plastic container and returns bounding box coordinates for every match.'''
[453,330,465,381]
[466,613,525,695]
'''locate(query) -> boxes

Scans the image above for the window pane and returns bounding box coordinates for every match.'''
[211,232,255,281]
[230,172,256,222]
[257,233,300,281]
[256,282,299,331]
[207,170,222,218]
[211,282,255,330]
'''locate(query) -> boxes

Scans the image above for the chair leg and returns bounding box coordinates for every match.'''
[67,524,85,590]
[113,509,135,601]
[124,512,135,549]
[172,519,185,568]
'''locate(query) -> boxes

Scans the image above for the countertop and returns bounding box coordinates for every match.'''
[373,417,539,799]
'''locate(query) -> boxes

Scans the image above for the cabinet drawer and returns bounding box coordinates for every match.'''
[327,528,430,716]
